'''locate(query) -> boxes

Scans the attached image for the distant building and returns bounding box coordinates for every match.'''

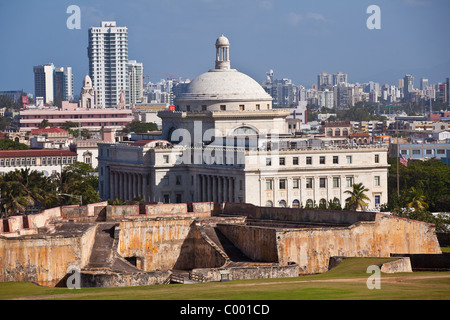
[317,72,333,90]
[403,74,414,100]
[19,108,133,132]
[34,64,55,105]
[390,142,450,165]
[88,21,129,108]
[0,149,78,176]
[54,67,74,102]
[79,75,96,109]
[126,60,144,107]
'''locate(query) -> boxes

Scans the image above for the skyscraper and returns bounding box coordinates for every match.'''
[420,78,429,90]
[88,21,129,108]
[403,74,414,100]
[34,63,54,104]
[54,67,74,102]
[126,60,144,107]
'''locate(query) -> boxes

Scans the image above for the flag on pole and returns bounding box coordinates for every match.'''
[399,153,408,167]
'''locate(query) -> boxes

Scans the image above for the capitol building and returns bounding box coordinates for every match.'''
[98,36,389,210]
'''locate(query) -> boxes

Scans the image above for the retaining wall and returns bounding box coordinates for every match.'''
[0,224,97,285]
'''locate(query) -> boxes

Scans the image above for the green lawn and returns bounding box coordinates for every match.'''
[1,258,449,301]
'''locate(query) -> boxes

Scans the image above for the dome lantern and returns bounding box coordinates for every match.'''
[215,35,231,70]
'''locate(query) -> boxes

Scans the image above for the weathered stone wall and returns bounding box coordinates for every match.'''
[217,224,279,262]
[276,214,441,274]
[191,264,299,282]
[221,203,377,225]
[117,218,196,271]
[80,270,171,287]
[106,205,140,220]
[0,225,97,285]
[146,203,188,216]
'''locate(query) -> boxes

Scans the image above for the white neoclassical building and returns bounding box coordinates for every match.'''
[98,35,389,210]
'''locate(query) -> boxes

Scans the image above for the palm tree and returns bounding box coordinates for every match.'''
[345,183,370,211]
[406,187,428,212]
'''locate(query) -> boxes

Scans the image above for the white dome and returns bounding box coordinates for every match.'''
[177,69,273,102]
[216,35,230,46]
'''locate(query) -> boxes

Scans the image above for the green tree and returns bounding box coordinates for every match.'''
[123,121,158,134]
[53,162,100,205]
[0,139,29,150]
[0,169,56,216]
[344,183,370,211]
[39,119,51,129]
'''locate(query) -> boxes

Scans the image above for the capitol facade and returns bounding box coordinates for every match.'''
[98,36,389,210]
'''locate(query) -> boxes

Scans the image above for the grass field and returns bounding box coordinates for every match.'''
[1,257,449,301]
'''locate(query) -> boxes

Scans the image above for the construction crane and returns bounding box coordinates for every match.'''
[143,74,178,81]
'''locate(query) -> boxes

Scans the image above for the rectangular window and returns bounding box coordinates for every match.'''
[333,177,340,188]
[163,155,169,163]
[375,195,381,207]
[31,158,36,166]
[163,176,169,186]
[176,176,182,185]
[266,158,272,166]
[266,180,273,190]
[279,157,285,166]
[306,157,312,165]
[401,150,407,155]
[320,156,325,164]
[375,154,380,163]
[333,156,339,164]
[412,150,420,155]
[320,178,326,188]
[346,156,352,164]
[293,179,299,189]
[375,176,380,186]
[293,157,299,165]
[220,105,226,111]
[426,149,433,155]
[346,177,354,188]
[42,157,46,166]
[306,178,313,189]
[437,149,445,155]
[239,105,245,111]
[279,179,286,190]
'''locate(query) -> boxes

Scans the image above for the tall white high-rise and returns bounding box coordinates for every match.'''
[88,21,129,108]
[126,60,144,107]
[34,63,55,104]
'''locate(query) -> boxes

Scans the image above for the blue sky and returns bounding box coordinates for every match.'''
[1,0,449,96]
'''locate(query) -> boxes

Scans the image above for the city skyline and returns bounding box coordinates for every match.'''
[1,0,450,96]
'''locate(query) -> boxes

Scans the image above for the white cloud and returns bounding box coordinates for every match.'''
[259,0,273,11]
[403,0,432,6]
[288,12,328,26]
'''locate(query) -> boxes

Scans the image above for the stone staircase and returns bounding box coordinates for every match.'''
[203,226,253,266]
[83,223,142,273]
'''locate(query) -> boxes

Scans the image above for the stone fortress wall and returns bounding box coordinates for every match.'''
[0,201,442,287]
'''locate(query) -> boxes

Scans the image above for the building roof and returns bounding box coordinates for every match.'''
[350,132,370,137]
[30,128,69,135]
[175,36,272,103]
[0,149,77,158]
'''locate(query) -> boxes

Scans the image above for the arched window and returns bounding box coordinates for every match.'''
[279,200,287,208]
[343,129,349,136]
[232,126,258,136]
[319,199,327,209]
[305,199,314,208]
[292,200,300,208]
[335,129,341,137]
[327,129,333,137]
[265,200,273,207]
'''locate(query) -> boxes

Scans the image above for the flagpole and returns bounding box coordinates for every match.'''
[397,146,400,198]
